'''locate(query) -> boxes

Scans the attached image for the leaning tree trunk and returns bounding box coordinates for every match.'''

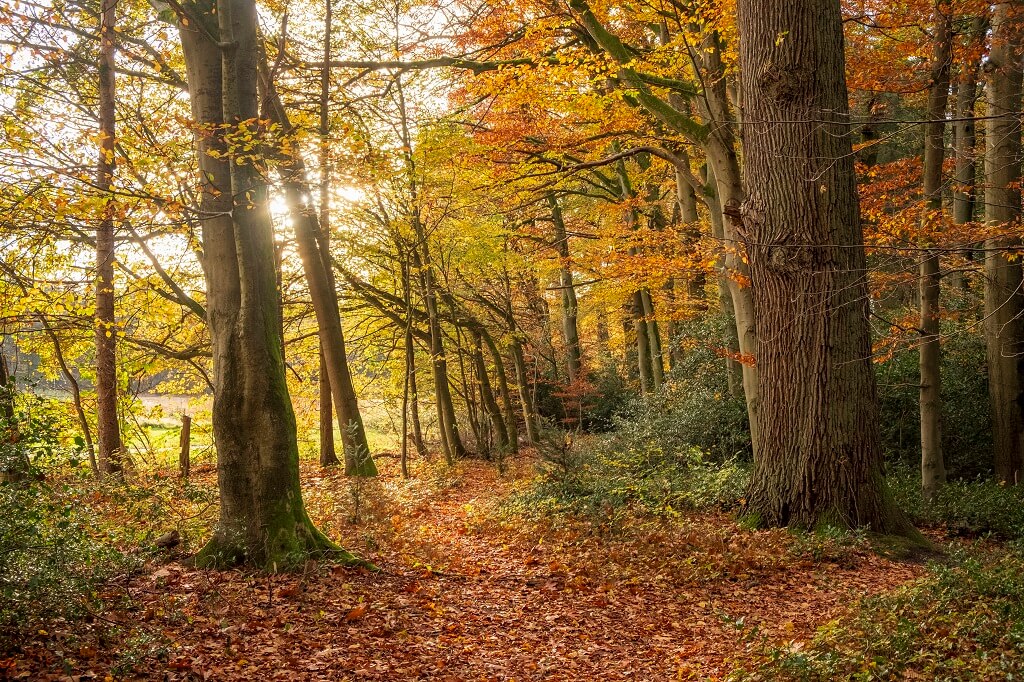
[919,5,951,500]
[983,2,1024,485]
[737,0,914,534]
[175,0,351,567]
[259,60,376,476]
[94,0,122,477]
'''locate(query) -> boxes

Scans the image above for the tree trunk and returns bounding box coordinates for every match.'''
[547,193,582,382]
[403,262,428,458]
[317,0,341,468]
[983,2,1024,485]
[94,0,122,477]
[0,349,14,437]
[257,54,374,475]
[473,331,510,453]
[919,5,951,500]
[40,320,96,473]
[177,0,351,567]
[703,164,744,396]
[952,19,983,227]
[510,336,540,444]
[480,330,518,453]
[737,0,914,534]
[692,37,760,454]
[639,289,664,389]
[633,291,654,393]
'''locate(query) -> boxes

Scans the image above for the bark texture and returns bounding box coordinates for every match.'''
[983,2,1024,485]
[737,0,913,533]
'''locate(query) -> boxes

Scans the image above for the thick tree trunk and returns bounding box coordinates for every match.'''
[919,6,951,500]
[94,0,122,477]
[547,193,582,382]
[177,0,349,567]
[737,0,914,534]
[983,2,1024,485]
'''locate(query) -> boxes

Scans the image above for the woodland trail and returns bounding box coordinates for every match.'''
[19,458,924,681]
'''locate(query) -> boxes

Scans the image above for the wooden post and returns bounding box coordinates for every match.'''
[179,414,191,478]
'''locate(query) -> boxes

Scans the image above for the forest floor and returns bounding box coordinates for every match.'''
[12,455,929,681]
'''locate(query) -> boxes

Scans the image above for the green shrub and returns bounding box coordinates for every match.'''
[0,460,136,644]
[734,544,1024,681]
[611,318,752,463]
[875,327,991,478]
[889,470,1024,540]
[508,427,750,523]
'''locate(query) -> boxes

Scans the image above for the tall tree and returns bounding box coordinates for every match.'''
[919,4,952,499]
[547,193,582,383]
[259,57,377,477]
[983,2,1024,485]
[94,0,123,476]
[318,0,341,468]
[172,0,349,566]
[736,0,914,533]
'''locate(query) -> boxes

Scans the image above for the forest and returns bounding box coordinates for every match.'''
[1,0,1024,678]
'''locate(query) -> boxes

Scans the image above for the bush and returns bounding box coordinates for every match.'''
[611,317,753,463]
[509,426,750,523]
[734,544,1024,681]
[0,454,136,645]
[889,470,1024,540]
[875,328,991,478]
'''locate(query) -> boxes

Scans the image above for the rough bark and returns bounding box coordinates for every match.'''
[983,2,1024,485]
[737,0,914,534]
[94,0,122,477]
[919,5,951,500]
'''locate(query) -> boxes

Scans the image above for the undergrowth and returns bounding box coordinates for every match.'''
[733,543,1024,681]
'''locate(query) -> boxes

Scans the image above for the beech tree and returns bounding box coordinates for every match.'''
[169,0,348,566]
[736,0,914,533]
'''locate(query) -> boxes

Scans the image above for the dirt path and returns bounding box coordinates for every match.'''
[18,460,924,680]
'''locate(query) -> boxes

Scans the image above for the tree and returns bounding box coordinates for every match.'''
[171,0,349,566]
[94,0,123,477]
[983,2,1024,485]
[919,3,952,499]
[736,0,914,533]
